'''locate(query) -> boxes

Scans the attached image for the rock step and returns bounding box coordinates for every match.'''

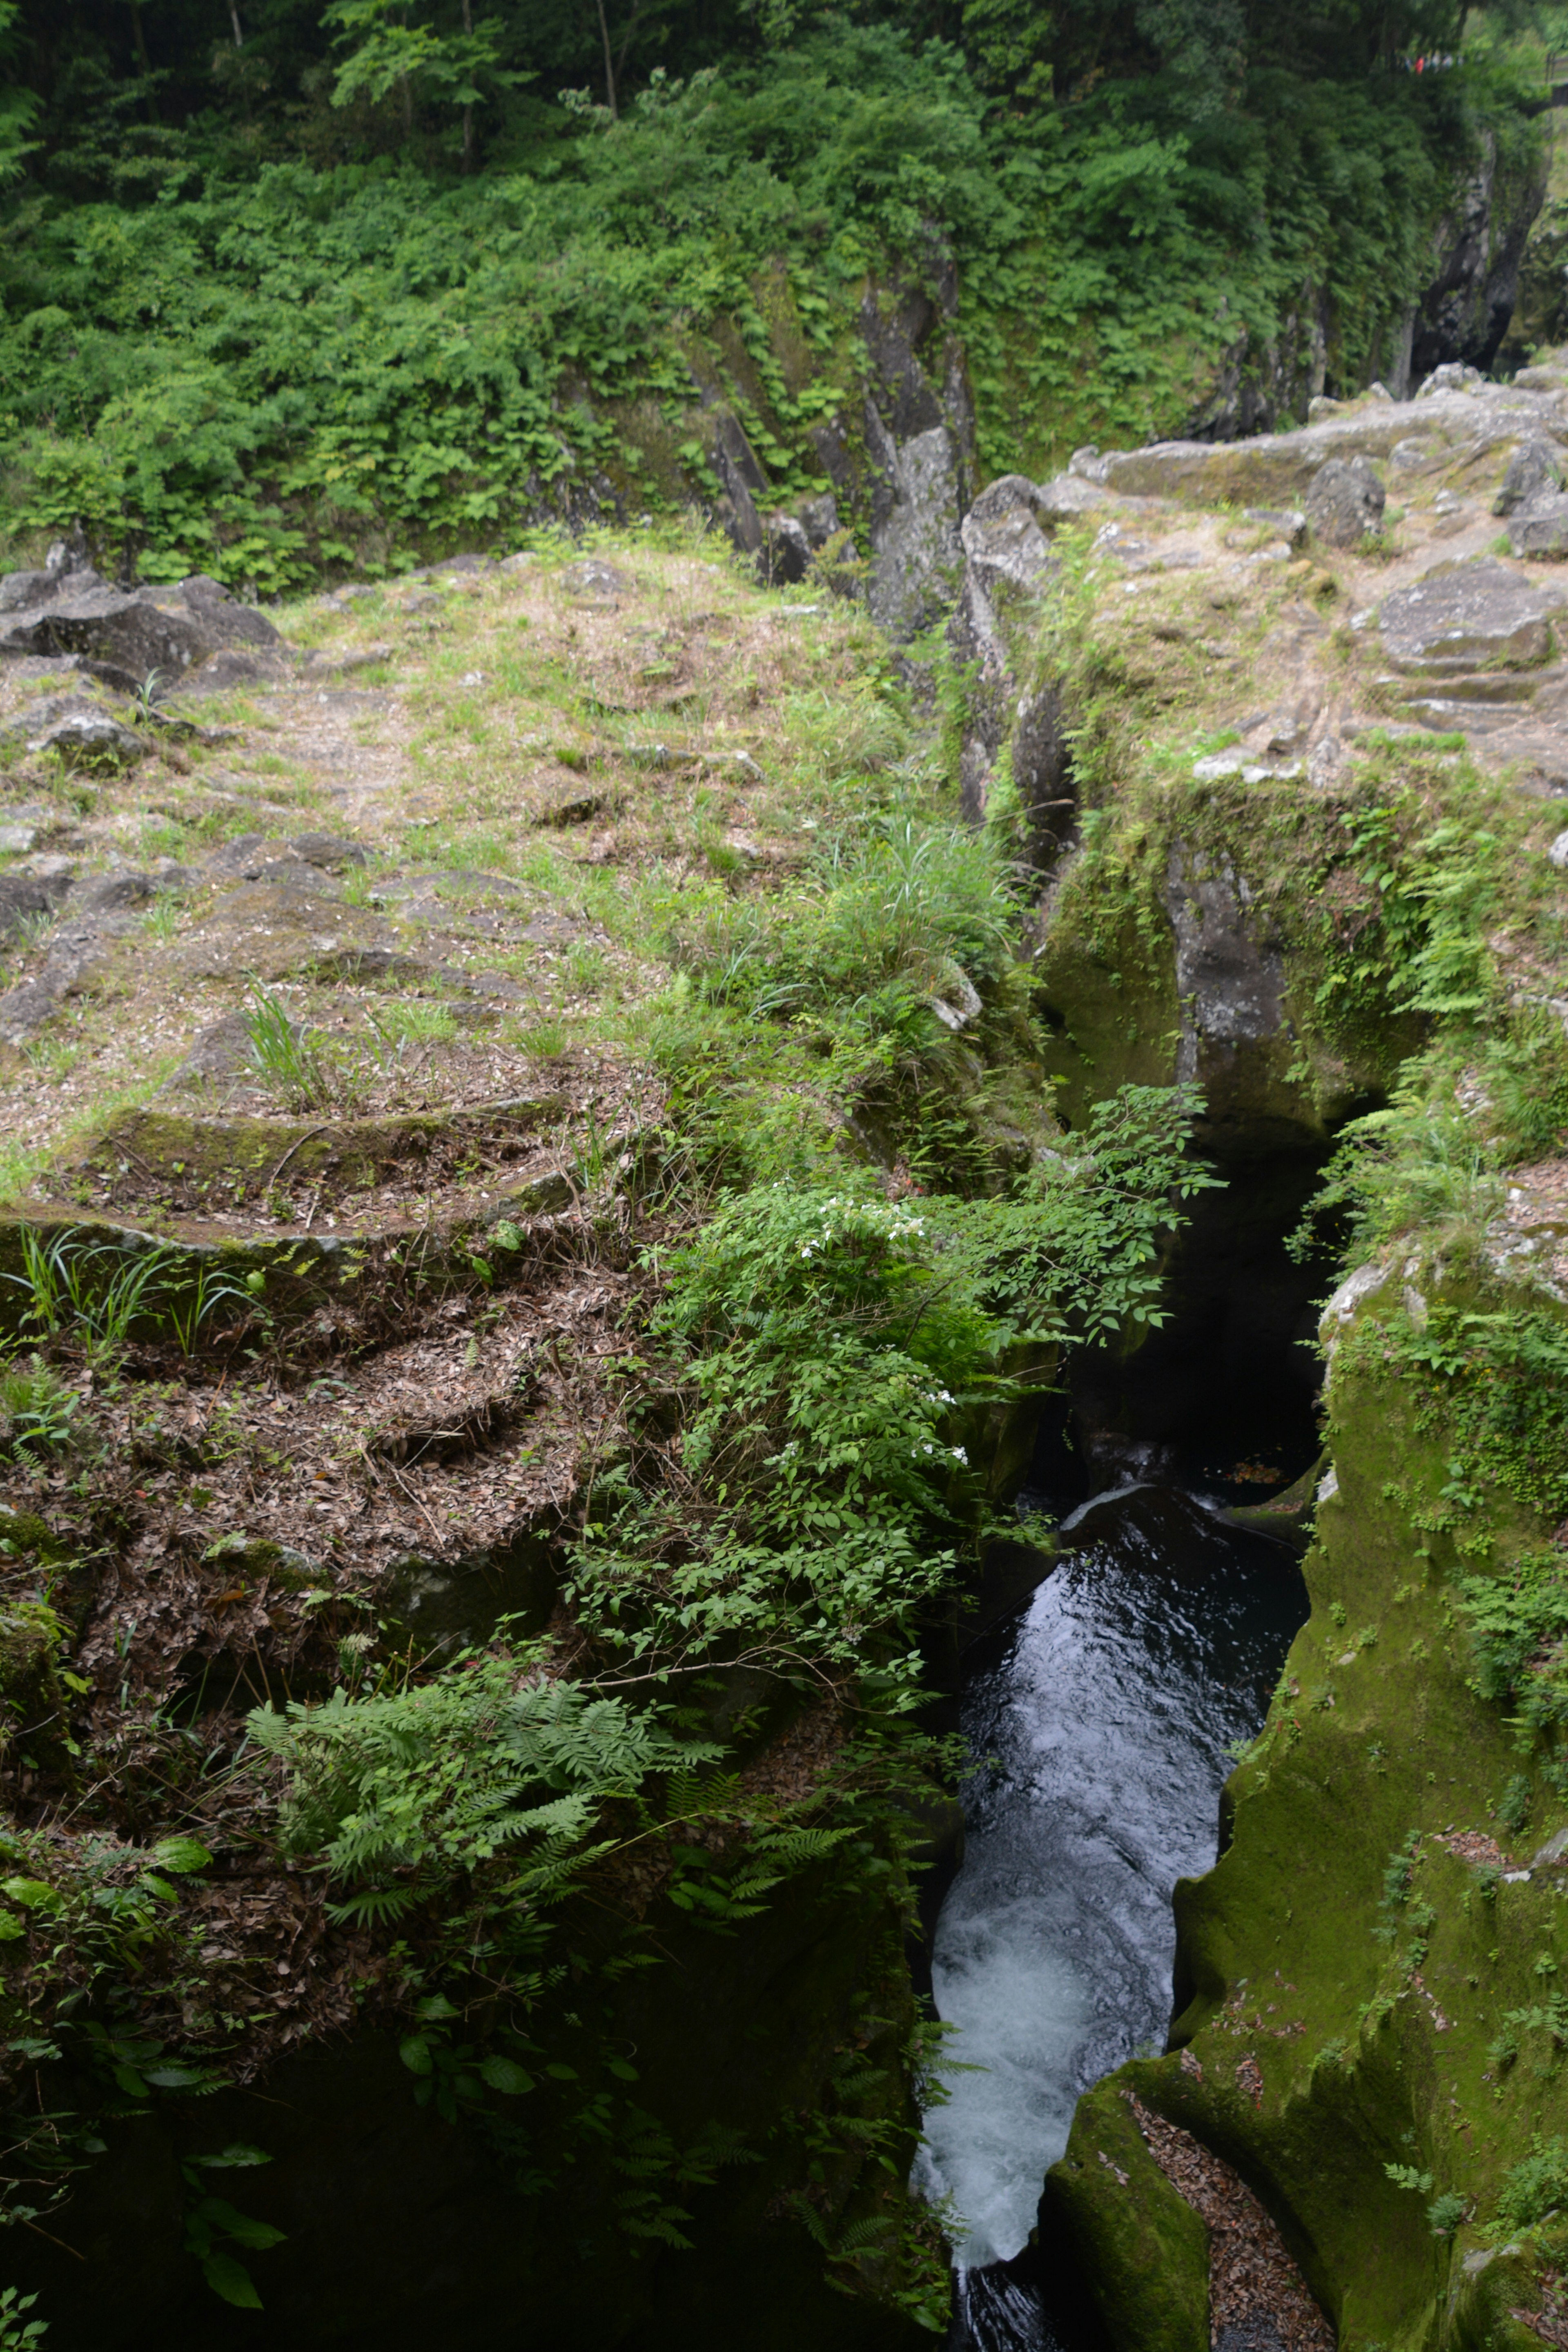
[1377,670,1543,705]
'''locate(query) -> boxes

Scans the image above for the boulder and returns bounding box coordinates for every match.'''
[288,833,368,872]
[1089,390,1559,509]
[1416,360,1488,399]
[0,576,281,690]
[75,873,157,914]
[2,696,147,769]
[558,559,635,604]
[0,872,71,947]
[1380,560,1567,670]
[1036,473,1113,522]
[865,410,964,638]
[762,514,812,586]
[1303,457,1385,548]
[1493,439,1562,515]
[958,476,1056,601]
[176,574,282,649]
[1507,493,1568,558]
[162,646,290,696]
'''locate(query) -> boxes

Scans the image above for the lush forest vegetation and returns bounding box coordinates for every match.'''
[0,0,1554,586]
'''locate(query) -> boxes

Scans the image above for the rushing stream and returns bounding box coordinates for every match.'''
[916,1483,1312,2351]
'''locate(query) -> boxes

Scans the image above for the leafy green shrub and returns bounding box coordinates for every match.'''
[0,24,1536,581]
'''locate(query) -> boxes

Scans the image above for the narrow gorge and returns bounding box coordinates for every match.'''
[4,29,1568,2352]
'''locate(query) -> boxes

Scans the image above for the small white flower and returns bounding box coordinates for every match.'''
[951,1446,967,1466]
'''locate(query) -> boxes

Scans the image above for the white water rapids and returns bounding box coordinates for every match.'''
[914,1486,1310,2348]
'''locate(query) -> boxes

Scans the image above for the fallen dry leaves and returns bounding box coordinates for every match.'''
[1128,2093,1333,2352]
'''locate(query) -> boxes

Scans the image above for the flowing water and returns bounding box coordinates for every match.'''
[915,1484,1312,2352]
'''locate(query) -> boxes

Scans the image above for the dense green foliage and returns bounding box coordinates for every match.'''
[569,1082,1216,1701]
[0,4,1547,583]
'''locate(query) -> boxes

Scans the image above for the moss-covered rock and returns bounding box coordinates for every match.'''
[1047,2074,1209,2352]
[1048,1253,1568,2348]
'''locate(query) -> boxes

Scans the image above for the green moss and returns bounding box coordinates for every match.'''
[1046,2072,1209,2352]
[0,1602,68,1767]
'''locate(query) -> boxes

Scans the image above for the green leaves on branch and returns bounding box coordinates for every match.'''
[323,0,521,118]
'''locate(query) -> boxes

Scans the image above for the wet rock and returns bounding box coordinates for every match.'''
[1303,456,1385,547]
[1380,560,1567,670]
[379,1532,556,1657]
[1165,845,1287,1066]
[1411,126,1548,383]
[1493,438,1562,515]
[1507,493,1568,557]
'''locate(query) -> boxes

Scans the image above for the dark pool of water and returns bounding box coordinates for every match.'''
[915,1485,1311,2351]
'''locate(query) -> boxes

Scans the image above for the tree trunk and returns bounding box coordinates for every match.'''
[228,0,242,45]
[595,0,617,116]
[461,0,474,170]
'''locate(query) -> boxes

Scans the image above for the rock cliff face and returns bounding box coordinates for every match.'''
[969,358,1568,2350]
[571,129,1548,644]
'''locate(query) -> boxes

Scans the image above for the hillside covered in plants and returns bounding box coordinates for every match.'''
[0,0,1554,589]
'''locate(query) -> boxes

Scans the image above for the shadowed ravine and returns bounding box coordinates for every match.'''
[918,1488,1312,2352]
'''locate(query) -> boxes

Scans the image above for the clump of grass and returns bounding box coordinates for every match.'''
[241,978,334,1109]
[520,1016,567,1059]
[366,1002,460,1072]
[142,894,185,944]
